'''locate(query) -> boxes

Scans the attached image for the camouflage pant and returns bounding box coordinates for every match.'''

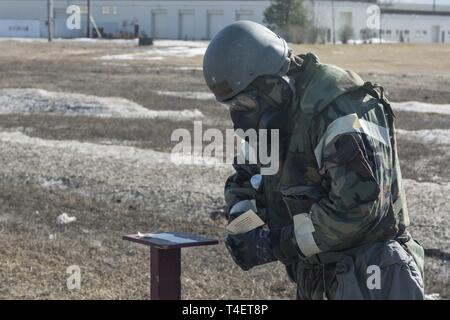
[295,239,425,300]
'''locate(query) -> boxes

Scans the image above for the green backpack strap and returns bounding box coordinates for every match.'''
[360,81,410,233]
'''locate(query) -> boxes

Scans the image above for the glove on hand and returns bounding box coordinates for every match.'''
[225,228,276,271]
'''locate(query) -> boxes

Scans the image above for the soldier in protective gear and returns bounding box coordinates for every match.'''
[203,21,424,300]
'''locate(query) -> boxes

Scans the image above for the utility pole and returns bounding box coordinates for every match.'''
[433,0,436,12]
[331,0,336,44]
[47,0,53,42]
[379,1,382,44]
[87,0,91,38]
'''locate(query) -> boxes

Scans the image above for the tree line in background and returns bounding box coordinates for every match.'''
[263,0,311,43]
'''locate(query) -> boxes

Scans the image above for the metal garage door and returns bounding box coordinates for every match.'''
[54,18,85,38]
[236,10,254,22]
[431,25,440,43]
[152,9,168,39]
[207,11,224,40]
[178,10,195,40]
[338,12,353,29]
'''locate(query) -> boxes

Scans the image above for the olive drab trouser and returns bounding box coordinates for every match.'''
[295,238,425,300]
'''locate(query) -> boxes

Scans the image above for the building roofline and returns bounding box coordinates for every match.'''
[381,9,450,17]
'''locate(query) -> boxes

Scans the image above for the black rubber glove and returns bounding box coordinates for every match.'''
[225,228,276,271]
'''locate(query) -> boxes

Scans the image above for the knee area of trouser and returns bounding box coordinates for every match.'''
[296,262,337,300]
[334,240,425,300]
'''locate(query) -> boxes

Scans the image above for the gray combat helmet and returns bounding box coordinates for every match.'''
[203,21,291,102]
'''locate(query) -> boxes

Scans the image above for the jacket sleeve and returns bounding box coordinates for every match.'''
[291,99,393,256]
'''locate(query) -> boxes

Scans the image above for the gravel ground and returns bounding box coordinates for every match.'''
[0,40,448,299]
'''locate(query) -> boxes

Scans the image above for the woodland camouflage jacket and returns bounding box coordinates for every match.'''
[225,53,409,259]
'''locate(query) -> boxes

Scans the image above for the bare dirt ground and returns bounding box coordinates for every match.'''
[0,40,448,299]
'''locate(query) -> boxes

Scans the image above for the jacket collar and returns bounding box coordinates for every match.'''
[292,53,365,115]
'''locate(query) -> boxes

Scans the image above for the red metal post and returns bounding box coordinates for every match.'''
[150,247,181,300]
[123,232,218,300]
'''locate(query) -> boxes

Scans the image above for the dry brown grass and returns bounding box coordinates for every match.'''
[0,182,294,299]
[290,43,450,75]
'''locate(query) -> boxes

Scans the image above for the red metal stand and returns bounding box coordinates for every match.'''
[123,232,218,300]
[150,247,181,300]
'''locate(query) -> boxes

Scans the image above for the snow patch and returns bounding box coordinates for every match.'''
[0,37,139,45]
[151,66,202,72]
[141,46,206,58]
[172,66,202,71]
[346,38,396,44]
[154,90,215,101]
[101,63,202,71]
[392,101,450,115]
[153,40,209,48]
[397,129,450,145]
[61,38,139,45]
[41,178,69,190]
[0,131,227,169]
[149,108,203,121]
[98,39,208,61]
[0,37,47,43]
[101,62,130,67]
[0,88,203,120]
[57,213,76,225]
[99,54,163,61]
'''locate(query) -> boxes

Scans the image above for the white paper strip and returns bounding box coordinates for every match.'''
[225,210,265,235]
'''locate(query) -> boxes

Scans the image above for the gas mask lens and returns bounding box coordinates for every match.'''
[225,92,258,112]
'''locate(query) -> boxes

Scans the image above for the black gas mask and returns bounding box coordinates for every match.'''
[224,75,293,138]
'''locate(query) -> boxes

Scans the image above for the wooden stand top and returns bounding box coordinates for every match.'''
[123,231,219,249]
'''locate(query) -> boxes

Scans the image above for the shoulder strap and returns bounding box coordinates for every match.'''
[360,82,410,232]
[362,81,392,108]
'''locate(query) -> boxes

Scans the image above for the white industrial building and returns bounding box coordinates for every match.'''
[381,8,450,43]
[0,0,270,40]
[0,0,449,43]
[307,0,450,43]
